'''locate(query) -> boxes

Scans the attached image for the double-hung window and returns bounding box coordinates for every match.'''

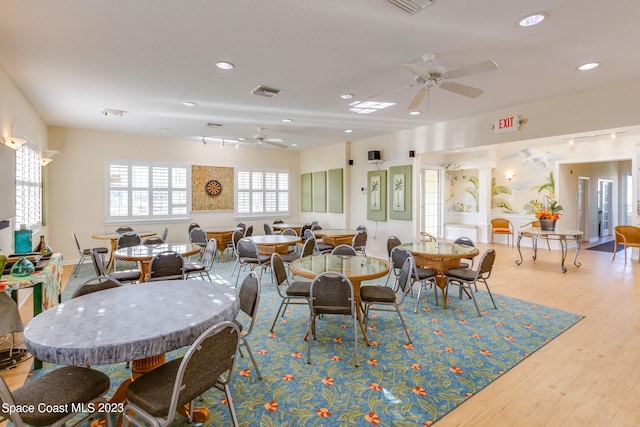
[236,168,290,218]
[106,159,190,223]
[15,140,42,230]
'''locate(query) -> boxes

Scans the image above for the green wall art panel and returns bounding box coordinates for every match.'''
[328,168,344,213]
[389,165,412,220]
[301,173,312,212]
[367,170,387,221]
[313,171,327,213]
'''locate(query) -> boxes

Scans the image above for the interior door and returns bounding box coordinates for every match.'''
[577,177,589,241]
[598,179,613,237]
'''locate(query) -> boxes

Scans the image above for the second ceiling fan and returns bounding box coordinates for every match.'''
[379,53,499,110]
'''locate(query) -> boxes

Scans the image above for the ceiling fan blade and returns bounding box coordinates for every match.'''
[446,60,498,79]
[407,87,428,110]
[439,81,484,98]
[265,140,288,149]
[368,82,417,100]
[265,138,284,143]
[402,62,432,78]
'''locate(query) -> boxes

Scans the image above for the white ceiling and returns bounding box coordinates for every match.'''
[1,0,639,150]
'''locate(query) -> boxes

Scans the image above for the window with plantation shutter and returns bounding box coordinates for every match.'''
[15,140,42,230]
[235,168,290,218]
[106,159,190,223]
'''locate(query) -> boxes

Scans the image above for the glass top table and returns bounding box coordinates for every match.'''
[516,227,584,273]
[401,241,480,309]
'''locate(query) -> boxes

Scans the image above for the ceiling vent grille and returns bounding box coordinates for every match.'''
[251,85,282,98]
[386,0,432,15]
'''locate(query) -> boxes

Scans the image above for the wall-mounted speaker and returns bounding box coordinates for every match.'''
[368,150,381,161]
[409,150,415,158]
[349,159,354,165]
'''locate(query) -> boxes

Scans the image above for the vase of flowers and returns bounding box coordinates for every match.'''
[532,194,563,231]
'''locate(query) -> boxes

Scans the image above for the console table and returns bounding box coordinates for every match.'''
[516,228,583,273]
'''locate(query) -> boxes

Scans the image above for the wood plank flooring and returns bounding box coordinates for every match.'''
[2,243,639,426]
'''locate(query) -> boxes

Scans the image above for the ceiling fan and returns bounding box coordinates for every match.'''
[378,53,498,110]
[239,127,287,149]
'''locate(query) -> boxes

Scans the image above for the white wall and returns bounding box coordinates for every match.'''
[47,127,300,263]
[0,65,49,254]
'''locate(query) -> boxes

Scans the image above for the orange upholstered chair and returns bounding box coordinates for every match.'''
[612,225,640,265]
[490,218,514,247]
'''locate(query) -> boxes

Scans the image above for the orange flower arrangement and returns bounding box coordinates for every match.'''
[532,194,563,220]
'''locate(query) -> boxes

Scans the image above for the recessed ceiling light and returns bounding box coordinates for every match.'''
[182,101,198,107]
[577,62,599,71]
[291,143,298,147]
[216,61,235,70]
[160,128,170,132]
[341,93,355,100]
[281,118,293,123]
[344,129,353,133]
[518,13,546,27]
[409,111,421,115]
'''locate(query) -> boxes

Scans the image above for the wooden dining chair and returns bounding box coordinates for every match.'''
[490,218,514,247]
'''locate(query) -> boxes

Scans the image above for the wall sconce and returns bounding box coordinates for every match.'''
[504,171,516,181]
[2,136,28,150]
[41,150,60,166]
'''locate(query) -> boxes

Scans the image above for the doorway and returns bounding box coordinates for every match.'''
[577,177,589,241]
[598,179,613,237]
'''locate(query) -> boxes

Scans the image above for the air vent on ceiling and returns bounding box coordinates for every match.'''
[386,0,432,15]
[204,122,223,128]
[251,85,282,98]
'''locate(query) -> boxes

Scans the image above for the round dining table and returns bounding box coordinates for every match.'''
[92,231,157,272]
[401,241,479,309]
[24,280,239,422]
[311,229,358,246]
[272,223,305,235]
[289,254,389,345]
[203,226,242,261]
[113,242,201,281]
[248,235,301,255]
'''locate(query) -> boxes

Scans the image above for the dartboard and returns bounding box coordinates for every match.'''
[205,179,222,197]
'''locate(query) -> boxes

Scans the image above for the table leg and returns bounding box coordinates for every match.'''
[573,236,582,269]
[515,234,524,266]
[106,240,118,273]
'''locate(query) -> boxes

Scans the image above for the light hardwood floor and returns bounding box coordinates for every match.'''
[2,243,639,426]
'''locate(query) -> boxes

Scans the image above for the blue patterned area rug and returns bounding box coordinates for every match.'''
[29,262,583,426]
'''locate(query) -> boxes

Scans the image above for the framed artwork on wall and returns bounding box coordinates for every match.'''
[328,168,344,213]
[313,171,327,213]
[389,165,412,220]
[367,170,387,221]
[301,173,312,212]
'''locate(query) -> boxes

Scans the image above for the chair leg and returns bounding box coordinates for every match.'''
[223,383,240,427]
[270,299,287,332]
[71,254,87,277]
[393,303,412,343]
[241,337,262,379]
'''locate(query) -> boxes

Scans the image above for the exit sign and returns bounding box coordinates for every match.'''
[493,115,520,134]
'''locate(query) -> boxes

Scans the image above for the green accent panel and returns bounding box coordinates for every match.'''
[367,170,387,221]
[301,173,313,212]
[328,168,344,213]
[313,171,327,213]
[389,165,412,220]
